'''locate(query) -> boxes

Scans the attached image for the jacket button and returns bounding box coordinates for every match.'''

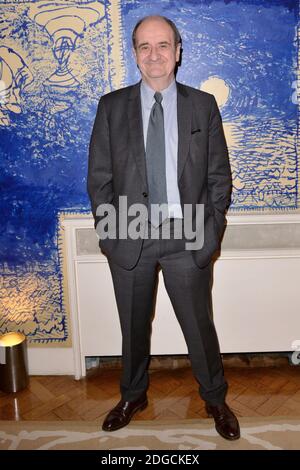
[142,192,148,197]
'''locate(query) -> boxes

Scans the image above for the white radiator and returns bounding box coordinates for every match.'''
[63,214,300,379]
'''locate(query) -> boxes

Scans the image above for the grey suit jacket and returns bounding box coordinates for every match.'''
[87,81,232,269]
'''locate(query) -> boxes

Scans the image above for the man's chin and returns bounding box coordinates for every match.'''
[145,71,168,80]
[144,66,166,75]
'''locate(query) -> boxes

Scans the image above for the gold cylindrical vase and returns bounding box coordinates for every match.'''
[0,332,29,393]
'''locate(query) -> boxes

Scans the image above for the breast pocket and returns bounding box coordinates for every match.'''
[189,129,208,167]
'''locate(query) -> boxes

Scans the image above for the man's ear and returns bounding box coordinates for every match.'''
[132,47,137,63]
[175,43,181,63]
[176,43,182,67]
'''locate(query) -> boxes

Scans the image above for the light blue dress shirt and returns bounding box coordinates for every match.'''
[140,80,183,219]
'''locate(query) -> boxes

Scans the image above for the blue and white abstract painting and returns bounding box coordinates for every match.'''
[0,0,298,343]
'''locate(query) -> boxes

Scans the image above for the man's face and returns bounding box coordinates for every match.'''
[133,18,180,85]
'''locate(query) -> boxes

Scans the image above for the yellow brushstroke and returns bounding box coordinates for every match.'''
[107,0,125,90]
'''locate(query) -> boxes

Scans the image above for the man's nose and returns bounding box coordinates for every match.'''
[149,46,160,61]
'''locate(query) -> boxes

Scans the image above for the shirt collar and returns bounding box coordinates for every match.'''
[141,79,176,108]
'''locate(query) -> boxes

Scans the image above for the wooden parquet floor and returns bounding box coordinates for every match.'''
[1,363,300,422]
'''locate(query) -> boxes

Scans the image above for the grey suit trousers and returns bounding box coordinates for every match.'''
[108,219,228,405]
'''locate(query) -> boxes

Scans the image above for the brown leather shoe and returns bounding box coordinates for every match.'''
[206,402,240,440]
[102,394,148,432]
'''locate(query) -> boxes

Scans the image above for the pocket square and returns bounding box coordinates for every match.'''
[191,128,201,134]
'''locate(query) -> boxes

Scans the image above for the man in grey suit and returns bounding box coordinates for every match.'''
[88,15,240,440]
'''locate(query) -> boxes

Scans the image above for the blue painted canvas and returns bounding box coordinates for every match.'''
[0,0,298,343]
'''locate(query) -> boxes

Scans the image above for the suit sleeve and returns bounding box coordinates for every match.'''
[87,97,114,229]
[207,96,232,238]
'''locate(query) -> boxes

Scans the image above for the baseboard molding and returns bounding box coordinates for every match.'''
[86,353,290,372]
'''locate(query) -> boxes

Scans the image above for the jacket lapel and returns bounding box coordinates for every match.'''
[177,82,192,182]
[128,81,148,189]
